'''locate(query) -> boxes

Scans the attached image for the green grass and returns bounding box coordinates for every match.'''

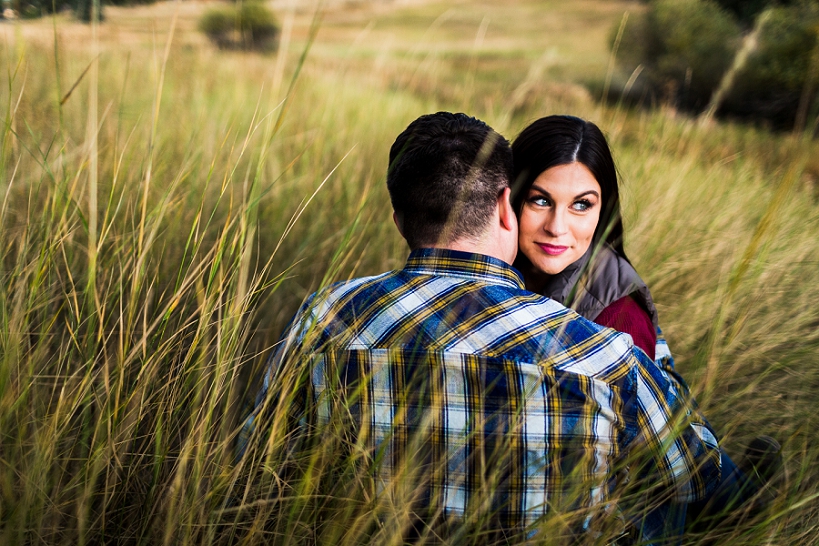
[0,0,818,543]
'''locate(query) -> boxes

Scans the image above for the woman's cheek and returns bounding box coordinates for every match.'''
[518,209,537,242]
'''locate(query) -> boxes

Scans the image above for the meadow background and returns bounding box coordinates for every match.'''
[1,0,818,543]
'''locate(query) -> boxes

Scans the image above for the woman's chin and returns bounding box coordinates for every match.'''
[525,255,570,276]
[537,264,566,275]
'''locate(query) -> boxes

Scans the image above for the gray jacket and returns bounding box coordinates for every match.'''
[538,243,659,329]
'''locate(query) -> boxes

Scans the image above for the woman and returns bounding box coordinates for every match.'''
[511,114,738,540]
[511,115,670,365]
[511,117,785,541]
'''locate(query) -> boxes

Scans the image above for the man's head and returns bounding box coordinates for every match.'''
[387,112,517,263]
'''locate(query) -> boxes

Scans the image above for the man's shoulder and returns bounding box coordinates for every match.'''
[486,286,646,382]
[304,270,398,309]
[526,307,640,380]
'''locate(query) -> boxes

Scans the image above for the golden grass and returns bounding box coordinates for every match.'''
[0,0,817,543]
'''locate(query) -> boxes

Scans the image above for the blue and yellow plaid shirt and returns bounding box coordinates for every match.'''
[253,248,720,533]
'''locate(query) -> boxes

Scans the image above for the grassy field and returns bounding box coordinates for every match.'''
[1,0,818,543]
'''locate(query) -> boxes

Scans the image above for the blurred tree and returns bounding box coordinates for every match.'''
[714,0,801,26]
[5,0,97,20]
[722,3,819,129]
[613,0,819,130]
[616,0,741,110]
[73,0,102,22]
[4,0,158,21]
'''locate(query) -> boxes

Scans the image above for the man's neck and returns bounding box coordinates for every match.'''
[437,238,511,265]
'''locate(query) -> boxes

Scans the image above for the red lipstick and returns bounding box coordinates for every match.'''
[537,243,568,256]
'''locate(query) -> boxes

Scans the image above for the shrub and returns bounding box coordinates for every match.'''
[721,4,819,129]
[616,0,741,110]
[199,7,236,49]
[199,2,280,52]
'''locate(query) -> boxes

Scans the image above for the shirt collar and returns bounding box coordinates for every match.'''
[404,248,525,290]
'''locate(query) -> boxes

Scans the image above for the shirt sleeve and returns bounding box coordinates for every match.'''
[626,346,722,503]
[594,296,657,361]
[237,294,318,461]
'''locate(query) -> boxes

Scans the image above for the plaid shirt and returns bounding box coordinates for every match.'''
[254,249,720,533]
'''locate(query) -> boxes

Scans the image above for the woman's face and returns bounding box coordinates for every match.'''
[518,162,602,275]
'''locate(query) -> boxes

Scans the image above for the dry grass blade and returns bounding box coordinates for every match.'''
[59,55,99,106]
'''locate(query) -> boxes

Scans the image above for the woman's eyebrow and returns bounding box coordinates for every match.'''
[574,190,600,199]
[529,184,551,196]
[529,185,600,200]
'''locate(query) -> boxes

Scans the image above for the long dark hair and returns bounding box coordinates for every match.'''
[511,115,627,267]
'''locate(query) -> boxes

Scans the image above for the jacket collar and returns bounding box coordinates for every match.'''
[539,243,659,327]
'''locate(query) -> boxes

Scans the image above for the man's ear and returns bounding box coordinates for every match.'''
[392,212,404,237]
[497,187,517,233]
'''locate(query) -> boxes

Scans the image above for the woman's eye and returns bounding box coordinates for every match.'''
[528,196,551,207]
[572,199,593,211]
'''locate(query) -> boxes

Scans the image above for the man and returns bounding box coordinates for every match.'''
[247,112,722,542]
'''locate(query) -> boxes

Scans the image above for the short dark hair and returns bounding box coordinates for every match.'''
[387,112,513,249]
[511,115,626,259]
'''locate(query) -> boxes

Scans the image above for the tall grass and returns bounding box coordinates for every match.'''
[1,3,818,543]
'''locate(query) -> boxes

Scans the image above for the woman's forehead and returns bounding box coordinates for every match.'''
[531,163,601,195]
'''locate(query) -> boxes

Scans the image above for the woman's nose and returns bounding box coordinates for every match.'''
[544,211,568,237]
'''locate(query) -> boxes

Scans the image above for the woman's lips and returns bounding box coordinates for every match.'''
[537,243,569,256]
